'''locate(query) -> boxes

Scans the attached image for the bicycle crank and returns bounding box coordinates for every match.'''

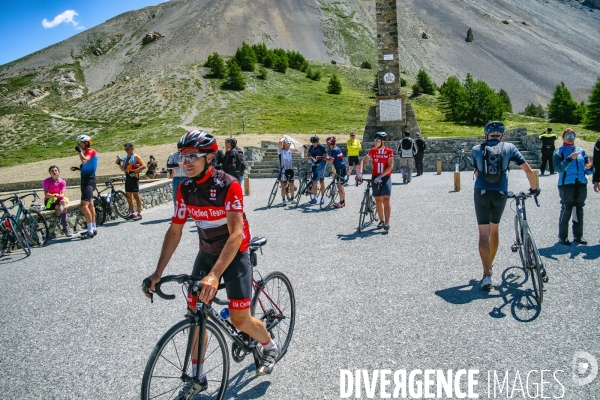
[232,342,250,362]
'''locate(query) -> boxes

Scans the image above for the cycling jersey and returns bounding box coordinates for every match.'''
[278,148,293,171]
[367,147,394,177]
[472,141,526,192]
[308,144,327,166]
[346,139,362,157]
[328,146,347,170]
[172,167,250,255]
[80,148,98,178]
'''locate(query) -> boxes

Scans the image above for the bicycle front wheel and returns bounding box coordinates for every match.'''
[294,179,305,207]
[251,272,296,361]
[267,180,280,208]
[141,318,230,400]
[21,209,49,246]
[358,193,368,232]
[514,215,526,269]
[369,195,378,222]
[8,216,31,257]
[320,184,335,210]
[526,231,543,305]
[93,197,106,226]
[450,156,467,171]
[112,190,130,219]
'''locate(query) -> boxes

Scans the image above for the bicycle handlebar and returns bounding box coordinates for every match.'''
[507,191,540,207]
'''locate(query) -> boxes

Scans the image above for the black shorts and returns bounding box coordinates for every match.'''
[281,169,295,182]
[80,176,96,202]
[474,189,507,225]
[348,156,360,166]
[335,168,347,184]
[192,250,253,310]
[371,175,391,197]
[125,175,140,193]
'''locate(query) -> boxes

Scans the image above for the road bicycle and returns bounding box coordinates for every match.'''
[293,168,313,207]
[357,178,379,232]
[141,237,295,400]
[8,191,49,247]
[93,177,130,226]
[0,197,31,257]
[320,172,341,210]
[509,191,546,305]
[450,148,474,171]
[267,169,298,208]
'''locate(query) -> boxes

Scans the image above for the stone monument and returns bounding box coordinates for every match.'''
[363,0,420,141]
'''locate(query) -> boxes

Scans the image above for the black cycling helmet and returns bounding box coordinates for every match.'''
[177,130,218,153]
[310,135,319,143]
[484,121,505,135]
[373,132,387,141]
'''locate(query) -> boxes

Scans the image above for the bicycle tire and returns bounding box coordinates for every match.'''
[294,179,305,207]
[369,195,378,222]
[141,318,230,400]
[358,193,368,232]
[19,209,49,247]
[112,190,130,219]
[94,196,106,226]
[267,179,280,208]
[251,271,296,361]
[450,156,467,171]
[8,216,31,257]
[526,232,543,304]
[0,218,10,257]
[320,183,334,210]
[514,215,526,269]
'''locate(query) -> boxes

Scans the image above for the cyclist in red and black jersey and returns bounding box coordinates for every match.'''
[358,132,394,231]
[143,130,280,379]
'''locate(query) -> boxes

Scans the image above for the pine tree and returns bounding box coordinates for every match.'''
[257,66,268,80]
[498,89,512,113]
[234,42,257,72]
[521,103,546,118]
[439,76,464,121]
[327,73,342,94]
[584,76,600,130]
[224,59,246,90]
[416,69,435,95]
[251,43,268,64]
[204,52,226,79]
[548,82,579,123]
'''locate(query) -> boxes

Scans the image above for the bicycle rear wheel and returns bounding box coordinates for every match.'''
[20,209,49,247]
[112,190,130,219]
[251,272,296,361]
[320,183,335,210]
[141,318,230,400]
[450,156,467,171]
[267,180,280,208]
[526,232,543,304]
[94,196,106,226]
[7,216,31,256]
[369,195,378,222]
[294,179,305,207]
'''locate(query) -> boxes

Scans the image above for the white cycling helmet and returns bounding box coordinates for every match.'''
[76,134,92,144]
[283,138,292,145]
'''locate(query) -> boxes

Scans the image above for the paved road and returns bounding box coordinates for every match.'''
[1,171,599,399]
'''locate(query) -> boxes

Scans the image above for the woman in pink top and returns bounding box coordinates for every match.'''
[42,166,71,237]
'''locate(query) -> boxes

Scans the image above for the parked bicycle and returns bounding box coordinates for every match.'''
[267,169,298,208]
[141,237,295,400]
[93,177,130,226]
[509,191,546,305]
[293,168,313,207]
[5,191,49,247]
[320,172,340,210]
[357,178,379,232]
[0,197,31,257]
[450,148,474,171]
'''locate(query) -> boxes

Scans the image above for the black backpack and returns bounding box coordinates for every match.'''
[480,142,505,184]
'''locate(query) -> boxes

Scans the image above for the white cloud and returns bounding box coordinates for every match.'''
[42,10,79,29]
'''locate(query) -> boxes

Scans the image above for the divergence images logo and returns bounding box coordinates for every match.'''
[572,351,598,386]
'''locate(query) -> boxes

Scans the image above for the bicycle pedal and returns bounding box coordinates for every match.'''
[510,244,518,253]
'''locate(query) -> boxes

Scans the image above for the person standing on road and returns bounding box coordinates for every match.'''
[593,138,600,194]
[167,151,187,206]
[398,131,417,183]
[117,143,146,221]
[325,136,347,208]
[358,132,394,230]
[42,165,71,237]
[552,128,595,245]
[346,132,362,185]
[539,127,557,175]
[223,138,246,187]
[306,135,328,205]
[142,130,280,388]
[413,133,426,176]
[471,121,540,290]
[71,135,98,239]
[277,137,298,206]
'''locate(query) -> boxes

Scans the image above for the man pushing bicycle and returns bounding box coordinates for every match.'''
[142,130,280,389]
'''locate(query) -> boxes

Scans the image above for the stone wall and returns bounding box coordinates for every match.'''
[42,179,173,238]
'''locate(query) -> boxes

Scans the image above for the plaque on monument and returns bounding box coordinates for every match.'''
[379,98,403,122]
[383,54,394,60]
[383,72,395,84]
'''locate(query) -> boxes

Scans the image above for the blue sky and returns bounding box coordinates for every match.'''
[0,0,167,66]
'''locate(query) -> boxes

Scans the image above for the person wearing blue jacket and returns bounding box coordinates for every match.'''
[553,128,595,245]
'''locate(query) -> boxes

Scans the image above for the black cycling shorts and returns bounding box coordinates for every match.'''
[348,156,360,166]
[371,175,391,197]
[281,169,295,183]
[80,176,96,202]
[192,250,253,310]
[335,168,347,185]
[474,189,507,225]
[125,175,140,192]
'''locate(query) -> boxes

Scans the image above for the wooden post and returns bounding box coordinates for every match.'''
[244,177,250,195]
[454,171,461,191]
[533,170,539,188]
[436,160,442,175]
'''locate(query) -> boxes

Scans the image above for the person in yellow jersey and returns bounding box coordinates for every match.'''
[346,132,362,186]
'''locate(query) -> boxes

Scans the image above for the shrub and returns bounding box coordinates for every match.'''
[273,56,288,73]
[262,51,276,69]
[251,43,268,64]
[416,69,435,95]
[257,66,268,80]
[521,103,546,118]
[223,59,246,90]
[360,61,372,69]
[327,73,342,94]
[204,53,226,79]
[331,60,337,64]
[287,50,307,71]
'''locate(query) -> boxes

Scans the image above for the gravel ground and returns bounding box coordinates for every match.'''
[1,171,599,399]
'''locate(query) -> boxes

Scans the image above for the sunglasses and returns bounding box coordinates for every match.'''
[564,134,576,139]
[374,139,382,142]
[179,153,206,163]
